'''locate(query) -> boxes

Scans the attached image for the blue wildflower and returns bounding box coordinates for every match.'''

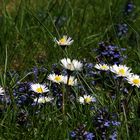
[104,121,111,127]
[93,108,120,139]
[70,131,76,138]
[84,132,94,140]
[70,124,94,140]
[111,121,121,126]
[95,42,126,64]
[116,23,128,37]
[109,131,117,140]
[125,1,135,14]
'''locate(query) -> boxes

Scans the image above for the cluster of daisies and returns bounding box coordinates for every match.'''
[53,36,96,105]
[2,35,139,106]
[48,58,96,105]
[31,35,97,105]
[30,83,53,104]
[94,63,140,88]
[0,36,97,106]
[52,36,79,85]
[30,57,96,105]
[48,58,82,85]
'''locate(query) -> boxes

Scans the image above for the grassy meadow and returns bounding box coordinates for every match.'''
[0,0,140,139]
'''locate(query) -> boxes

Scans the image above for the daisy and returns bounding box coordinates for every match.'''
[0,86,5,95]
[94,64,109,71]
[48,73,64,84]
[63,76,77,86]
[54,35,74,46]
[110,64,131,77]
[60,58,83,71]
[30,83,49,93]
[78,95,96,104]
[34,96,54,104]
[126,74,140,88]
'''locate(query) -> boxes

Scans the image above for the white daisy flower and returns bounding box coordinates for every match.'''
[54,35,74,46]
[34,96,54,104]
[63,76,77,86]
[110,64,131,77]
[60,58,83,71]
[79,96,85,104]
[0,86,5,95]
[48,74,64,84]
[126,74,140,88]
[94,64,109,71]
[78,95,96,104]
[30,83,49,93]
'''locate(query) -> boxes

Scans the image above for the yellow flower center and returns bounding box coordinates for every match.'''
[59,38,66,44]
[133,79,140,85]
[36,87,43,93]
[101,65,108,69]
[55,75,62,82]
[68,79,73,85]
[85,97,92,103]
[118,69,125,75]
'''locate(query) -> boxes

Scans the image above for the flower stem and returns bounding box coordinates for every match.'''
[62,73,70,114]
[62,87,65,115]
[62,83,66,115]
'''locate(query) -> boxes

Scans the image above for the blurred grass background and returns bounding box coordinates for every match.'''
[0,1,140,139]
[0,0,140,71]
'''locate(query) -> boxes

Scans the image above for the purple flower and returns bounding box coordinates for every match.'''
[95,42,126,65]
[93,108,120,139]
[109,131,117,140]
[70,124,94,140]
[116,23,128,37]
[111,121,121,126]
[104,121,110,127]
[84,132,94,140]
[125,2,135,14]
[85,63,94,69]
[70,131,76,138]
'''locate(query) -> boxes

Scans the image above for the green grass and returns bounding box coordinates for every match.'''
[0,0,140,139]
[0,0,139,70]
